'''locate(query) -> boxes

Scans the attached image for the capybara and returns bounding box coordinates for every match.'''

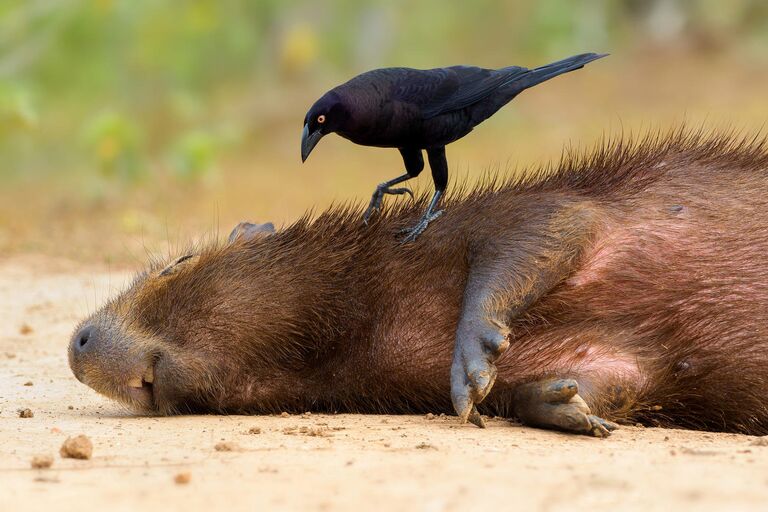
[69,130,768,436]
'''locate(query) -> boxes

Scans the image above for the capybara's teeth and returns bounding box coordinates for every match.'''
[143,366,154,384]
[127,377,143,388]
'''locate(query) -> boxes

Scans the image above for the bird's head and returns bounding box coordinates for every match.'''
[301,92,350,162]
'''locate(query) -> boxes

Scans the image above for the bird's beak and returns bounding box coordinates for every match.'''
[301,124,324,163]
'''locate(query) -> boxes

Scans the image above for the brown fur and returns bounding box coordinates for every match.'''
[70,128,768,434]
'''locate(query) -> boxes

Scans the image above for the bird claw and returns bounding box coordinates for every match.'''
[398,209,444,243]
[362,185,415,224]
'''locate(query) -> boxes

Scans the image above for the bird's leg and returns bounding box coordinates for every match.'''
[363,148,424,225]
[398,189,444,243]
[362,173,414,225]
[399,146,447,243]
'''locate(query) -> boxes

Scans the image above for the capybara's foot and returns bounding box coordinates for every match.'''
[513,378,619,438]
[450,317,511,428]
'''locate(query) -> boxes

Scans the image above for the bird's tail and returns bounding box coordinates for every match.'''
[507,52,608,91]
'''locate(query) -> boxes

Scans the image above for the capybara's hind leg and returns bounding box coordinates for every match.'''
[513,378,619,437]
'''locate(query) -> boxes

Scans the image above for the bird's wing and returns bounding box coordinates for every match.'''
[393,66,531,119]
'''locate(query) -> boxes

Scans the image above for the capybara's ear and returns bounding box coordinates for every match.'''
[228,221,276,243]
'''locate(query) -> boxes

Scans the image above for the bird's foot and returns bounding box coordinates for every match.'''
[398,209,444,243]
[362,184,414,225]
[450,317,510,428]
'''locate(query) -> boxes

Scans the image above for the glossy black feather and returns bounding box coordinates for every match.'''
[302,52,607,239]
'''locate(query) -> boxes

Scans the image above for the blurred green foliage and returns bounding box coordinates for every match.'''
[0,0,766,183]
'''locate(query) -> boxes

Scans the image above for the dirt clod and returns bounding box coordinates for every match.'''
[18,408,33,418]
[247,427,262,434]
[280,412,290,418]
[19,323,33,335]
[425,413,435,420]
[214,441,238,452]
[282,426,331,437]
[415,442,437,450]
[23,381,33,386]
[174,472,191,485]
[60,435,93,459]
[30,455,54,469]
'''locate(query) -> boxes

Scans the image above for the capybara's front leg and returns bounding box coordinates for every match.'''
[513,378,618,437]
[451,202,598,427]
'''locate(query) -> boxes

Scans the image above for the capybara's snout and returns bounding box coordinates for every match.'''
[68,316,158,411]
[69,323,98,381]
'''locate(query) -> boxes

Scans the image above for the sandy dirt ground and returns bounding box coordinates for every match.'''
[2,254,768,512]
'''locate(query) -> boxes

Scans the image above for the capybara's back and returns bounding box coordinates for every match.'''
[69,129,768,435]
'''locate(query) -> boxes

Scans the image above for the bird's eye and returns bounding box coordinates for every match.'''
[317,115,326,124]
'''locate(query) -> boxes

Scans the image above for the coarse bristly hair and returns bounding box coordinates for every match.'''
[71,126,768,434]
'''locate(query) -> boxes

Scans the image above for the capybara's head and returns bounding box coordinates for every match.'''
[67,221,331,414]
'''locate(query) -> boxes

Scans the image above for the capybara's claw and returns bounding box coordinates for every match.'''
[468,405,486,428]
[450,318,510,427]
[589,415,619,433]
[587,415,616,438]
[452,394,487,429]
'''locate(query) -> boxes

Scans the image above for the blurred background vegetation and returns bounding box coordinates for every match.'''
[1,0,767,263]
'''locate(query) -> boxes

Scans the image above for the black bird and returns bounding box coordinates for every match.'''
[301,52,607,241]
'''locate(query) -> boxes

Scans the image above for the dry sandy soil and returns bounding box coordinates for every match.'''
[2,254,768,512]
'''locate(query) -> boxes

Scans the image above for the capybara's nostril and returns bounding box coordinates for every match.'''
[72,325,95,354]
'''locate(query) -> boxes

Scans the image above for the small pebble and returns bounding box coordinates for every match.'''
[18,408,33,418]
[214,441,238,452]
[19,324,33,335]
[174,472,191,485]
[23,381,33,386]
[30,455,54,469]
[60,435,93,460]
[248,427,262,435]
